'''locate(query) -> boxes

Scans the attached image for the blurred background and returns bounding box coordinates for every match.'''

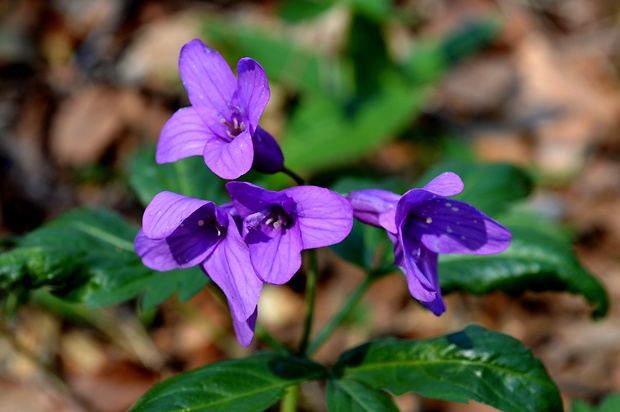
[1,0,619,411]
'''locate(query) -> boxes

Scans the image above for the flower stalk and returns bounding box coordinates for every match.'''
[280,385,300,412]
[282,166,305,186]
[306,273,374,356]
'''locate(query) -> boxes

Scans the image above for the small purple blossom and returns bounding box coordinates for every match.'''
[156,39,284,179]
[134,191,263,346]
[347,172,511,315]
[226,182,354,285]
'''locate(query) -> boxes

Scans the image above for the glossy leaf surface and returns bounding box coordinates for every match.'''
[334,325,563,412]
[131,352,328,412]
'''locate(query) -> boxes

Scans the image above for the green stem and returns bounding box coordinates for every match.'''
[305,275,373,356]
[297,249,319,356]
[280,385,300,412]
[174,158,192,197]
[282,166,305,186]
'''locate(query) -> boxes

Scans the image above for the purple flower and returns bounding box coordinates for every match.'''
[226,182,354,285]
[347,172,511,315]
[134,191,263,346]
[156,39,284,179]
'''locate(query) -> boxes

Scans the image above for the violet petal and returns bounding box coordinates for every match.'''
[285,186,353,249]
[246,221,303,285]
[134,230,179,271]
[234,58,270,131]
[202,214,263,322]
[347,189,400,234]
[251,127,284,174]
[413,244,446,315]
[399,231,437,302]
[226,182,283,218]
[232,308,258,347]
[401,192,511,255]
[203,130,254,180]
[422,172,464,196]
[165,204,224,267]
[156,107,214,164]
[142,192,213,239]
[179,39,236,131]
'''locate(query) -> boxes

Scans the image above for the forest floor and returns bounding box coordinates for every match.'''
[1,1,619,411]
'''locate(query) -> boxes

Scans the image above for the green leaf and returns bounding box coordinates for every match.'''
[345,12,390,95]
[418,160,533,217]
[334,325,563,412]
[0,208,208,310]
[439,222,609,319]
[278,0,334,22]
[403,17,501,85]
[329,220,392,271]
[281,77,425,173]
[128,146,228,207]
[139,267,208,311]
[204,22,346,95]
[130,352,328,412]
[572,393,620,412]
[344,0,392,21]
[327,377,398,412]
[0,208,138,302]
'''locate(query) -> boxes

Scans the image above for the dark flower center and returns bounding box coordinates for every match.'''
[221,114,246,140]
[243,202,297,246]
[166,205,227,265]
[408,214,433,225]
[264,206,294,230]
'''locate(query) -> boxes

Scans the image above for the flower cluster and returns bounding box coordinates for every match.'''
[347,172,511,315]
[156,38,283,179]
[135,39,512,346]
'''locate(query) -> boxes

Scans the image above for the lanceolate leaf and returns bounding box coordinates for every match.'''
[130,352,328,412]
[281,78,425,173]
[327,377,398,412]
[439,223,609,319]
[333,325,563,412]
[0,208,208,309]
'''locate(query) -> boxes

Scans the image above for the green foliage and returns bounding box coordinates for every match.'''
[130,352,328,411]
[418,160,533,217]
[330,162,607,319]
[330,220,392,271]
[278,0,335,22]
[0,207,207,312]
[202,15,501,175]
[439,219,609,319]
[129,146,228,207]
[281,79,425,173]
[204,21,345,96]
[131,326,563,411]
[346,12,390,95]
[277,0,392,23]
[345,0,392,21]
[573,394,620,412]
[332,325,563,412]
[327,378,399,411]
